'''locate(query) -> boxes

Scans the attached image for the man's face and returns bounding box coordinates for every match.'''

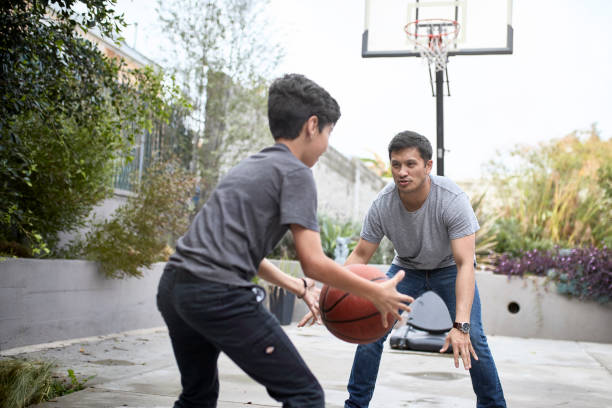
[390,147,433,195]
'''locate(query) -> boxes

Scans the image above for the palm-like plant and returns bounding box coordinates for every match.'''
[471,192,499,270]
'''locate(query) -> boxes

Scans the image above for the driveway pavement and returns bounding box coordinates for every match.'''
[3,324,611,407]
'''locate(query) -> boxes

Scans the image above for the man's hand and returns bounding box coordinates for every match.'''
[297,278,321,327]
[440,328,478,369]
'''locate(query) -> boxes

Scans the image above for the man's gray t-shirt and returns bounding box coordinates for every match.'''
[361,175,479,270]
[167,143,319,286]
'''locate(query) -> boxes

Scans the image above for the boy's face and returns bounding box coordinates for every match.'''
[390,147,433,195]
[304,123,334,167]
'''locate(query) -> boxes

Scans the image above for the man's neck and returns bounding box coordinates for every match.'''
[398,175,431,212]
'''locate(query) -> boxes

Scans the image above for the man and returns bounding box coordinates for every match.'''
[156,74,413,408]
[343,131,506,407]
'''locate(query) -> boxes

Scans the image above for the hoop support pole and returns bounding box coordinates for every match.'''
[436,68,444,176]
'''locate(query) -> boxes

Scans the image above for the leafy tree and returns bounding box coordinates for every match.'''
[72,158,195,278]
[199,70,272,196]
[157,0,281,199]
[0,1,184,256]
[150,101,198,171]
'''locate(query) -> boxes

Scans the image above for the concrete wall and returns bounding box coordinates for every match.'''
[223,144,386,224]
[476,270,612,341]
[0,259,164,351]
[313,146,386,223]
[2,259,610,352]
[282,262,612,343]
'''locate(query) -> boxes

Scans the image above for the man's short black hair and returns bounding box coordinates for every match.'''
[268,74,341,140]
[388,131,433,162]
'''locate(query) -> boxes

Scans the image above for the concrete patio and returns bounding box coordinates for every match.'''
[2,323,611,408]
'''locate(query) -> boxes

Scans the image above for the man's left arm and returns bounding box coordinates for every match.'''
[440,233,479,369]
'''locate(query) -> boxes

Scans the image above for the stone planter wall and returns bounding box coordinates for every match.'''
[475,270,612,342]
[1,259,611,352]
[0,259,164,351]
[282,262,612,343]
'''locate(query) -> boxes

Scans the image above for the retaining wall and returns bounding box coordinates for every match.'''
[1,259,611,352]
[0,259,164,351]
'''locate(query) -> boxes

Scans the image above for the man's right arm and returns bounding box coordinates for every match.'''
[345,238,380,266]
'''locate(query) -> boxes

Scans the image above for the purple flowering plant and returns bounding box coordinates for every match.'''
[493,246,612,303]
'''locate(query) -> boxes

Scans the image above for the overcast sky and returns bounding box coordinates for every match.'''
[116,0,612,181]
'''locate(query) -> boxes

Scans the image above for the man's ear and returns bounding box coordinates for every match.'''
[425,159,433,173]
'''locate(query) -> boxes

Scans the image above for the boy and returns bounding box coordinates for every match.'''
[157,74,413,408]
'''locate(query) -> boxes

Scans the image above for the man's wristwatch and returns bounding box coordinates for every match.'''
[453,322,470,334]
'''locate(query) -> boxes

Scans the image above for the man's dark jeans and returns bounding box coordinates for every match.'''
[157,266,324,408]
[345,264,507,408]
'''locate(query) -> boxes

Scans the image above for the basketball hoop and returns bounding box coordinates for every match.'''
[404,18,460,72]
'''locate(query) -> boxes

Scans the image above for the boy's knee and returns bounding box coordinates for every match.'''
[298,382,325,408]
[309,383,325,407]
[308,382,325,408]
[281,379,324,407]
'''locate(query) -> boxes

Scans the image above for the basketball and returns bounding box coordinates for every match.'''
[319,264,396,344]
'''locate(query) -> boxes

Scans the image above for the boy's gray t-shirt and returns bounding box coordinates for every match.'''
[361,175,479,270]
[167,143,319,286]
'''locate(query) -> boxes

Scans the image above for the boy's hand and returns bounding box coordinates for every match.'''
[298,278,321,326]
[298,272,413,328]
[297,311,318,327]
[370,270,413,328]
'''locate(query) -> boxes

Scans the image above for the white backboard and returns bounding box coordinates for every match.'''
[363,0,513,57]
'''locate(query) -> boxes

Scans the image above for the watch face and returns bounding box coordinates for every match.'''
[454,322,470,333]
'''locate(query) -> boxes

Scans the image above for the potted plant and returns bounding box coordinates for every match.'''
[268,259,301,325]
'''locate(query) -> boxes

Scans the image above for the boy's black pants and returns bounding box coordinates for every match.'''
[157,266,324,408]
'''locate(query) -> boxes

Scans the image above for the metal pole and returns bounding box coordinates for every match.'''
[435,69,444,176]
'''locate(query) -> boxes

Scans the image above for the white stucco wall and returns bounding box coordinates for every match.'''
[313,146,386,223]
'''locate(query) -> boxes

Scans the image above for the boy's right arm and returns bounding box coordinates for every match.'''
[290,224,413,327]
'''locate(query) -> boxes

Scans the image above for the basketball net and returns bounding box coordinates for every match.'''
[404,19,460,72]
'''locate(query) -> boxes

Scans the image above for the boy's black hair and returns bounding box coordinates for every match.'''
[388,131,433,162]
[268,73,341,140]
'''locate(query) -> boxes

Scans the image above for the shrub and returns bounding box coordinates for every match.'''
[0,2,186,256]
[491,217,556,258]
[470,192,500,268]
[369,236,396,265]
[0,358,93,408]
[69,158,195,278]
[493,246,611,303]
[486,126,611,253]
[318,215,361,259]
[268,231,298,261]
[268,214,366,262]
[0,359,56,408]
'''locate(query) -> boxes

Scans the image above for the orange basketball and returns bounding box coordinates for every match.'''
[319,264,396,344]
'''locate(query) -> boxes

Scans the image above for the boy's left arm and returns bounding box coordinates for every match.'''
[440,233,479,369]
[257,258,321,324]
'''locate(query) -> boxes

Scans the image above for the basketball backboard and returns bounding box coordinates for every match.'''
[363,0,513,58]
